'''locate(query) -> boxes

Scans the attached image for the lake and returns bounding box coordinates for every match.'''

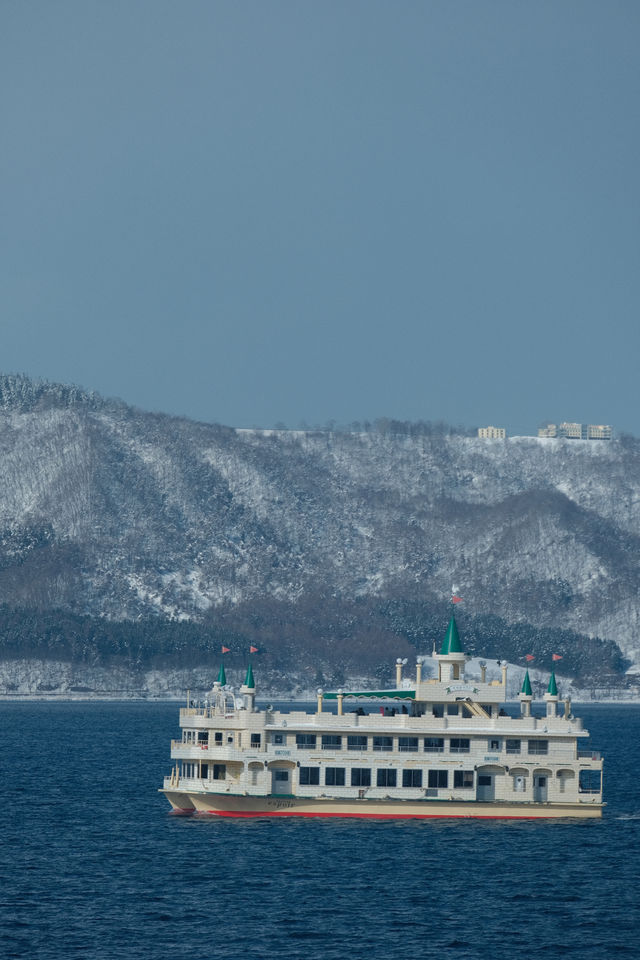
[1,701,637,959]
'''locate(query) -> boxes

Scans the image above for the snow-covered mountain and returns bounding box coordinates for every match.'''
[0,374,638,677]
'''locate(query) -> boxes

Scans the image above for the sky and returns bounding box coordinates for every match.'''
[2,1,639,435]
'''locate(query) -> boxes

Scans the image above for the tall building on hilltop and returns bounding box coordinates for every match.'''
[478,426,506,439]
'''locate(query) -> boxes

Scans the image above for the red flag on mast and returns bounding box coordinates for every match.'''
[221,646,230,654]
[525,654,535,662]
[451,595,463,604]
[249,646,258,654]
[552,653,563,661]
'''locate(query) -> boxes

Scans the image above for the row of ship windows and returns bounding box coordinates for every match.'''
[291,735,548,755]
[295,767,475,789]
[182,731,549,756]
[180,763,475,789]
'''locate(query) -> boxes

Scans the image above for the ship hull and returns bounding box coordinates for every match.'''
[161,790,603,819]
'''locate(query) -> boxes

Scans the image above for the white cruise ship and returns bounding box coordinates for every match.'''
[161,616,604,818]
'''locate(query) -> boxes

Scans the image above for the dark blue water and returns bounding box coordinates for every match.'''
[1,702,638,960]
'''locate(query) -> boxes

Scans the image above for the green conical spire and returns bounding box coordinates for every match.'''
[217,662,227,686]
[547,671,558,696]
[440,616,462,655]
[521,669,532,696]
[244,662,255,689]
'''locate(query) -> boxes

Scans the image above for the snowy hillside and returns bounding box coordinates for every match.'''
[0,374,638,679]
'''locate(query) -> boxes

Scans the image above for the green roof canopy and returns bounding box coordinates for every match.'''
[440,616,462,655]
[521,670,532,696]
[547,671,558,696]
[217,662,227,686]
[323,690,416,701]
[244,662,255,689]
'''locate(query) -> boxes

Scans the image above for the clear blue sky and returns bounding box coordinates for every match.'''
[2,1,639,434]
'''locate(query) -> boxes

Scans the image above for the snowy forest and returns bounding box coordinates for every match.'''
[0,374,637,693]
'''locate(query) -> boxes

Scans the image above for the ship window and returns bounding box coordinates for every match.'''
[198,731,208,743]
[215,732,223,744]
[351,768,371,787]
[428,770,448,788]
[296,734,317,749]
[579,770,601,794]
[454,770,474,789]
[377,769,397,788]
[478,775,492,786]
[325,767,345,786]
[299,767,320,786]
[200,763,209,779]
[450,738,470,753]
[250,734,261,748]
[447,704,459,715]
[373,736,393,752]
[402,769,423,788]
[506,739,521,754]
[424,737,444,753]
[347,736,368,751]
[272,734,284,745]
[274,770,289,782]
[481,705,493,717]
[488,739,501,751]
[528,739,548,755]
[322,735,342,750]
[398,737,419,752]
[213,764,226,781]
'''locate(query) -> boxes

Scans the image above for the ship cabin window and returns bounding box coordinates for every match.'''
[402,770,422,788]
[428,770,448,788]
[182,763,196,778]
[272,733,284,745]
[347,736,368,751]
[447,704,459,716]
[373,736,393,752]
[424,737,445,753]
[322,735,342,750]
[200,763,209,779]
[454,770,474,789]
[214,732,223,745]
[274,770,288,782]
[398,737,419,753]
[528,739,548,756]
[184,730,196,744]
[325,767,345,786]
[481,705,493,717]
[351,768,371,787]
[377,769,397,787]
[198,731,208,744]
[579,770,601,794]
[296,734,317,750]
[449,738,470,754]
[213,764,226,780]
[478,775,492,787]
[488,739,501,752]
[299,767,320,785]
[431,706,444,718]
[250,734,261,748]
[506,739,521,754]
